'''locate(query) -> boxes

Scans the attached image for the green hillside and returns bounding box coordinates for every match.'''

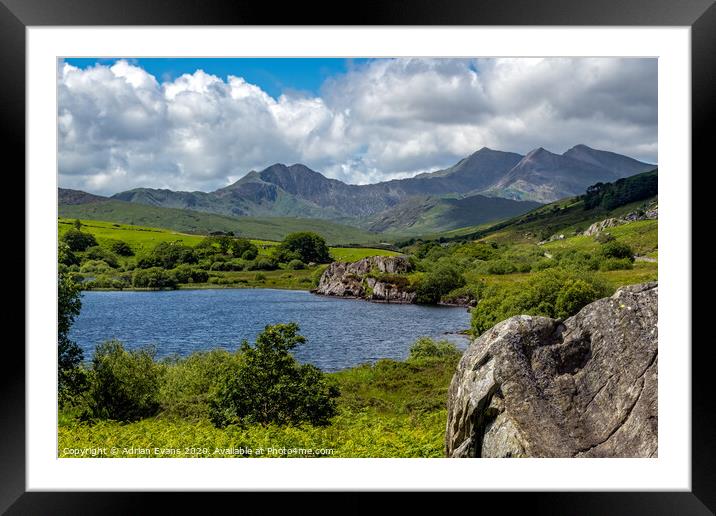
[366,194,541,236]
[423,169,658,245]
[58,199,383,246]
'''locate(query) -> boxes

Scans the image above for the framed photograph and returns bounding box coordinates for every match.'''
[7,0,713,511]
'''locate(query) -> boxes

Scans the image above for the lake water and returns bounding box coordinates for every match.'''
[69,289,472,371]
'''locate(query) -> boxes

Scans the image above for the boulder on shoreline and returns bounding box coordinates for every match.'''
[445,282,658,458]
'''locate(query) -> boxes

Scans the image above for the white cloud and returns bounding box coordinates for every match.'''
[58,58,657,195]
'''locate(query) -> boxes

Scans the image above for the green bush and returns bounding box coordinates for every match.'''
[241,248,258,260]
[87,341,163,422]
[132,267,178,289]
[85,274,131,289]
[555,249,600,272]
[80,259,112,274]
[58,272,86,405]
[61,229,98,252]
[160,350,243,420]
[58,242,80,266]
[471,269,611,335]
[599,240,635,262]
[249,257,278,271]
[414,262,466,304]
[84,246,120,268]
[486,259,517,275]
[408,337,461,362]
[276,232,331,264]
[230,238,258,259]
[599,257,634,271]
[170,264,210,283]
[109,240,134,256]
[137,241,198,269]
[286,259,306,270]
[439,283,484,305]
[209,323,339,428]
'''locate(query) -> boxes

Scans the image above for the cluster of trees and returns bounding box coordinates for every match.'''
[470,269,612,335]
[59,222,334,291]
[582,169,658,210]
[398,236,637,324]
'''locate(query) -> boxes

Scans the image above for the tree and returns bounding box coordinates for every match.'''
[210,323,339,427]
[277,232,331,264]
[58,272,85,402]
[73,219,82,230]
[599,240,635,262]
[61,228,98,252]
[137,241,198,269]
[230,237,258,259]
[414,261,466,304]
[87,341,163,421]
[132,267,178,289]
[109,240,134,256]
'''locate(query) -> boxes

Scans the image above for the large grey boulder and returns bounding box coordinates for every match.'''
[445,282,657,458]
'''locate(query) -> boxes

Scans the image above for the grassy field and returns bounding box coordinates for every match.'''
[59,218,398,258]
[59,218,400,291]
[58,355,457,458]
[59,200,384,245]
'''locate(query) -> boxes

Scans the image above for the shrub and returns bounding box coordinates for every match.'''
[414,262,466,304]
[58,273,87,405]
[277,232,331,264]
[58,242,81,266]
[230,238,258,259]
[241,248,258,260]
[408,337,461,362]
[209,259,248,272]
[471,269,611,335]
[132,267,178,289]
[138,241,198,269]
[209,323,339,427]
[599,240,635,262]
[61,229,97,252]
[84,246,120,268]
[555,249,600,272]
[85,274,131,289]
[109,240,134,256]
[250,257,278,271]
[486,259,517,275]
[599,257,634,271]
[439,283,484,305]
[170,264,210,283]
[254,272,266,282]
[160,350,243,420]
[80,259,112,274]
[286,259,306,270]
[87,341,163,421]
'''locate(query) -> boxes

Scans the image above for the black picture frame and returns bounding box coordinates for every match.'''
[5,0,713,513]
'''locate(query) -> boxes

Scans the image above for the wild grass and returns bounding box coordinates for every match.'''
[58,353,458,458]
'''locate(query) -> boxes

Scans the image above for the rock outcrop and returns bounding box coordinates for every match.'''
[313,255,417,303]
[445,282,657,458]
[582,202,658,236]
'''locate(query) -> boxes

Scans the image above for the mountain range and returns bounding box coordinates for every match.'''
[61,144,655,236]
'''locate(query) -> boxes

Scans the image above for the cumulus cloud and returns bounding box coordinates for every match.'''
[58,58,657,195]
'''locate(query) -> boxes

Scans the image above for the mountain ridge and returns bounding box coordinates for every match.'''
[70,144,654,231]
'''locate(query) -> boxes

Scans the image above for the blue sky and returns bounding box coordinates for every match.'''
[58,57,657,195]
[64,58,372,99]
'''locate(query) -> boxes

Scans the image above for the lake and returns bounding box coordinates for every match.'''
[69,289,472,371]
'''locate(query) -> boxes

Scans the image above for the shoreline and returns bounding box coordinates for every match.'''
[80,285,474,308]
